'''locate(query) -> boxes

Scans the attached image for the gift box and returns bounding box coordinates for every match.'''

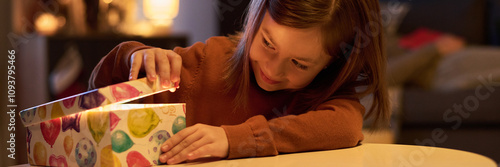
[19,78,186,167]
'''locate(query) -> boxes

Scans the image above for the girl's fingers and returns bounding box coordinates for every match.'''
[159,124,228,165]
[160,128,202,163]
[161,125,197,153]
[129,48,181,87]
[164,131,203,158]
[186,144,213,161]
[167,136,212,164]
[143,49,157,81]
[166,50,182,86]
[129,52,143,80]
[155,49,171,88]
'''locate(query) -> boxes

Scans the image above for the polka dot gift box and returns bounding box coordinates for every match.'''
[20,78,186,167]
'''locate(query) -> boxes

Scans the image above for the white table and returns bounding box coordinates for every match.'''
[165,143,497,167]
[11,144,497,167]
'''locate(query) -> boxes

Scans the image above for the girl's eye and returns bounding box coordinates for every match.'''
[292,59,308,70]
[263,37,275,50]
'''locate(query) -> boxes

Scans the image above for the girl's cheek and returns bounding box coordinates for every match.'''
[249,45,260,61]
[250,48,265,61]
[289,73,315,89]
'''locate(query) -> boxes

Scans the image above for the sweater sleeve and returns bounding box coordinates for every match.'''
[221,98,365,159]
[88,41,153,90]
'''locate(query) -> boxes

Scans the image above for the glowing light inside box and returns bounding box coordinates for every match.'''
[143,0,179,25]
[85,103,185,113]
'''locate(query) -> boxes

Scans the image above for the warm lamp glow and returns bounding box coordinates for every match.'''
[35,13,59,36]
[107,9,120,27]
[143,0,179,25]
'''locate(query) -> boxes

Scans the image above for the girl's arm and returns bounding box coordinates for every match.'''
[221,98,365,159]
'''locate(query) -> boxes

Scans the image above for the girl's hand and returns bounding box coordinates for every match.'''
[129,48,182,88]
[159,124,229,165]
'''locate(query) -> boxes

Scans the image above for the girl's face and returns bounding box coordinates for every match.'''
[250,12,332,91]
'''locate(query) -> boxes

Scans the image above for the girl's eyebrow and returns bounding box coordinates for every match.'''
[262,27,279,49]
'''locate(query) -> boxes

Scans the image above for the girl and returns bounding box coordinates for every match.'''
[90,0,389,165]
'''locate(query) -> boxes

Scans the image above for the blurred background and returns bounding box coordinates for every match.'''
[0,0,499,165]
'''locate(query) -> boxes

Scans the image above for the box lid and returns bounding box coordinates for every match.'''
[19,77,175,127]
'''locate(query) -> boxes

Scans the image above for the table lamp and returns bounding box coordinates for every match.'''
[143,0,179,26]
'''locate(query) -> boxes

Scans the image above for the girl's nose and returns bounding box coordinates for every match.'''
[265,57,286,78]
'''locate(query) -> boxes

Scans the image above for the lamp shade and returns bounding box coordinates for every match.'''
[143,0,179,25]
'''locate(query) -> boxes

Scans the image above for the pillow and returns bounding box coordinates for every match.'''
[396,0,487,44]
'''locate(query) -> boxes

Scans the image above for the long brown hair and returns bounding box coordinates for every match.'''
[225,0,390,129]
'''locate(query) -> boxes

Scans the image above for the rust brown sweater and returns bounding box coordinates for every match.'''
[89,36,365,159]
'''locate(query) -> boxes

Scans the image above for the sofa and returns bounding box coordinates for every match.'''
[379,0,500,163]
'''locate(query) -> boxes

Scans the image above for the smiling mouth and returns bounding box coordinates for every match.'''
[260,68,281,85]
